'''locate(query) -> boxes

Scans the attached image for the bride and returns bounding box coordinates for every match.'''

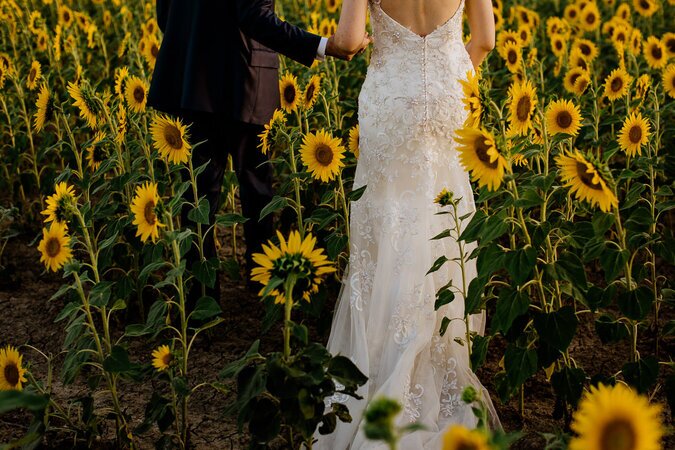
[313,0,499,448]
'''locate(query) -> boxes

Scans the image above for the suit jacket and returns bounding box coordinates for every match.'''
[147,0,321,125]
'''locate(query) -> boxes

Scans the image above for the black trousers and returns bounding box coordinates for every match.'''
[179,112,274,304]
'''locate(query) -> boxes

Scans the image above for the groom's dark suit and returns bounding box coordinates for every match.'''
[148,0,324,302]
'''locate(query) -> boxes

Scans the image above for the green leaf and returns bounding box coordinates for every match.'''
[102,346,141,376]
[551,366,586,407]
[504,247,537,286]
[555,251,588,290]
[192,257,219,288]
[291,321,309,346]
[480,212,509,243]
[504,344,538,389]
[427,255,449,275]
[533,306,578,352]
[215,213,249,227]
[434,287,455,311]
[595,314,629,344]
[0,391,49,414]
[458,209,486,243]
[492,288,530,335]
[187,198,211,225]
[470,335,490,371]
[622,356,659,393]
[89,281,113,307]
[220,340,262,379]
[190,296,222,321]
[439,316,451,337]
[327,356,368,388]
[348,185,367,201]
[617,286,653,321]
[259,195,288,221]
[599,247,629,282]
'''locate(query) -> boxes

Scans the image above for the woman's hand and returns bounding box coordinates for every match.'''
[326,32,372,60]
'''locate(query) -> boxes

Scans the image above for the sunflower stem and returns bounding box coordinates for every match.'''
[283,274,297,360]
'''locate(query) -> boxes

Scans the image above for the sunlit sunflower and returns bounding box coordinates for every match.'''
[28,11,43,35]
[33,84,53,132]
[663,33,675,58]
[151,345,173,372]
[644,36,667,69]
[38,222,73,272]
[130,182,164,243]
[41,182,76,225]
[545,99,583,136]
[564,67,589,94]
[300,129,346,182]
[611,24,630,46]
[633,0,659,17]
[618,111,651,157]
[507,78,537,136]
[67,81,101,128]
[502,41,523,73]
[442,425,491,450]
[517,25,533,47]
[625,29,642,56]
[563,4,580,23]
[150,114,191,165]
[35,30,48,52]
[325,0,340,14]
[114,66,129,98]
[569,48,590,71]
[570,383,663,450]
[279,72,300,113]
[459,70,482,127]
[634,74,651,100]
[573,72,591,96]
[0,346,27,391]
[303,74,321,110]
[571,38,599,61]
[25,60,41,90]
[662,65,675,99]
[512,153,529,167]
[257,109,286,155]
[348,124,360,158]
[555,150,618,212]
[454,126,507,191]
[86,131,110,171]
[125,76,148,113]
[550,34,568,57]
[579,3,600,31]
[603,67,632,101]
[616,3,631,21]
[251,230,336,304]
[58,5,73,27]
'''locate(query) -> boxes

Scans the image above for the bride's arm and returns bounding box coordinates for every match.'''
[464,0,495,69]
[331,0,371,55]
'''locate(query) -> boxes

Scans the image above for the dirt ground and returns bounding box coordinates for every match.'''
[0,229,672,449]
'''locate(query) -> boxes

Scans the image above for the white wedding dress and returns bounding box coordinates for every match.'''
[314,0,500,448]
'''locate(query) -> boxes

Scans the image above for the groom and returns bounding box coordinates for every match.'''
[148,0,367,303]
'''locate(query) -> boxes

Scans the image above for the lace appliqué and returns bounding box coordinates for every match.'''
[402,374,425,422]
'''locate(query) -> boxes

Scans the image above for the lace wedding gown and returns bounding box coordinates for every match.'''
[314,0,500,448]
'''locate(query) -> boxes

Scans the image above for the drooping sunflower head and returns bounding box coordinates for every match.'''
[38,222,73,272]
[251,230,337,304]
[454,126,507,191]
[644,36,667,69]
[67,80,103,129]
[348,124,360,159]
[555,150,618,212]
[33,83,54,133]
[257,109,286,155]
[0,346,28,391]
[151,345,173,372]
[86,131,111,171]
[459,70,483,127]
[441,425,491,450]
[633,0,659,17]
[569,383,664,450]
[130,181,164,243]
[150,114,192,165]
[618,111,651,157]
[303,74,321,110]
[279,72,300,113]
[125,75,148,113]
[434,188,455,207]
[26,60,41,90]
[114,66,129,98]
[41,182,77,225]
[662,65,675,99]
[634,74,651,100]
[507,78,538,136]
[299,129,346,182]
[573,72,591,96]
[603,67,632,102]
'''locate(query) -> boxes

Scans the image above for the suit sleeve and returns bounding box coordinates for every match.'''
[235,0,322,67]
[156,0,170,34]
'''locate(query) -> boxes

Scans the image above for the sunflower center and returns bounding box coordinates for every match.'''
[507,50,518,64]
[46,237,61,258]
[475,137,499,169]
[576,78,589,92]
[651,45,662,60]
[283,85,296,104]
[144,201,157,225]
[611,77,624,92]
[575,162,603,190]
[569,72,581,86]
[556,111,573,129]
[4,363,19,386]
[628,125,642,144]
[305,84,315,103]
[666,38,675,54]
[579,43,591,56]
[600,419,637,450]
[585,12,596,25]
[516,96,532,122]
[29,67,36,82]
[555,40,563,50]
[133,86,145,103]
[639,0,649,8]
[569,9,577,18]
[162,353,173,367]
[163,125,183,150]
[63,11,70,22]
[314,144,334,166]
[456,443,479,450]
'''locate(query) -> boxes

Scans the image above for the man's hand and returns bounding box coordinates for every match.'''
[326,32,372,61]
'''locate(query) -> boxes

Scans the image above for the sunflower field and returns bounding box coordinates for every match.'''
[0,0,674,449]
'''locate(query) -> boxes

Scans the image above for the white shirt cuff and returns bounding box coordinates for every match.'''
[316,37,328,60]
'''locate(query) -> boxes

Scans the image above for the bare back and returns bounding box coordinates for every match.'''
[378,0,463,37]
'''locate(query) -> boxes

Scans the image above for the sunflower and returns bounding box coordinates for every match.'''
[38,222,73,272]
[114,66,129,98]
[564,67,589,94]
[603,67,632,101]
[628,29,643,56]
[0,64,6,90]
[502,41,523,73]
[150,114,192,165]
[564,4,580,23]
[125,76,148,113]
[33,84,53,132]
[442,425,491,450]
[131,182,164,243]
[517,25,533,47]
[67,81,101,128]
[151,345,173,372]
[319,18,332,38]
[86,132,110,171]
[496,30,520,52]
[611,24,630,46]
[143,35,160,68]
[635,74,651,99]
[570,383,663,450]
[663,33,675,58]
[512,153,529,167]
[26,60,41,91]
[348,124,359,158]
[662,65,675,99]
[279,72,300,113]
[326,0,340,14]
[0,346,27,391]
[300,129,346,182]
[507,78,537,136]
[633,0,659,17]
[454,126,507,191]
[579,3,600,32]
[41,182,76,225]
[555,150,618,212]
[250,230,337,304]
[545,99,583,136]
[573,72,591,96]
[571,38,599,61]
[493,8,504,31]
[115,105,128,143]
[257,109,286,155]
[35,30,48,52]
[550,34,568,57]
[434,188,454,207]
[460,70,482,127]
[644,36,667,69]
[618,111,651,157]
[58,5,73,27]
[303,74,321,109]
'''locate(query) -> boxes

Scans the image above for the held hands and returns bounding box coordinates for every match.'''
[326,32,372,61]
